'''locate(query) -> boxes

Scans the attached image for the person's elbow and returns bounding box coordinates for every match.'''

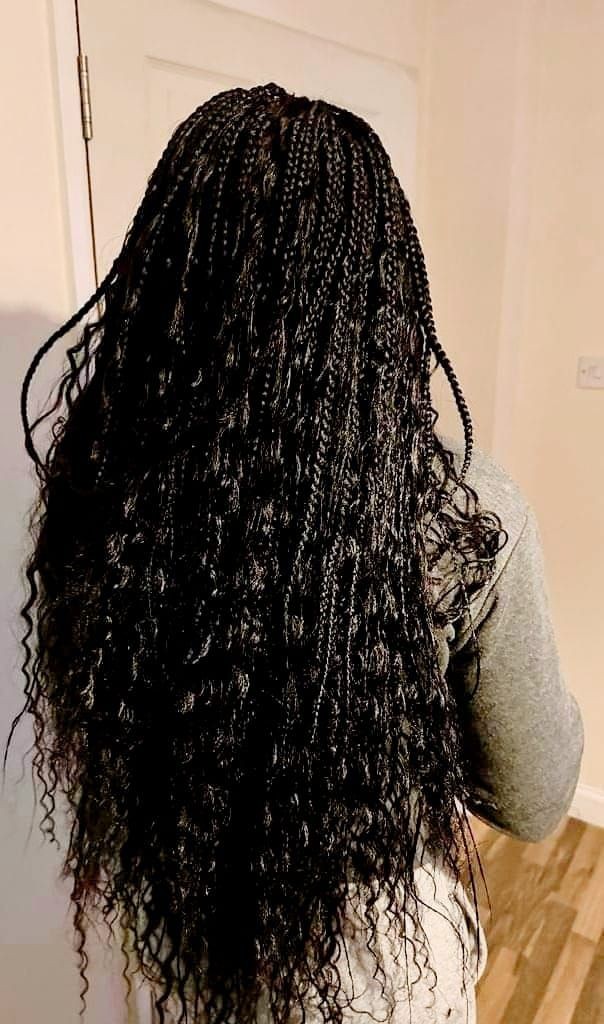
[467,696,585,844]
[521,694,585,842]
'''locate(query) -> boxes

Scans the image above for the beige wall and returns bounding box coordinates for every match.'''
[415,0,603,793]
[416,0,526,448]
[506,0,604,791]
[0,0,602,1019]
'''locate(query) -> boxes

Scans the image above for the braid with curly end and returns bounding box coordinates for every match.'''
[20,86,259,472]
[308,131,372,749]
[6,83,509,1024]
[396,185,474,483]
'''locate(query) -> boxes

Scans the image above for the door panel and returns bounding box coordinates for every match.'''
[79,0,417,280]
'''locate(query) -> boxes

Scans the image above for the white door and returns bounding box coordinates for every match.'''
[59,3,419,1021]
[77,0,418,288]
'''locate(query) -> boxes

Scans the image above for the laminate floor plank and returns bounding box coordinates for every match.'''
[571,929,604,1023]
[468,814,604,1023]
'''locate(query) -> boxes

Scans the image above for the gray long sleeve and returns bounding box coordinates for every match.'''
[437,435,585,843]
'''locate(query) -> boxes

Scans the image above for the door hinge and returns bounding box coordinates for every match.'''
[77,53,93,140]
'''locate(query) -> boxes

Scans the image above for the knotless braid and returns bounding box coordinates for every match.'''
[206,101,265,282]
[20,87,253,473]
[396,187,474,482]
[281,118,349,640]
[339,135,380,728]
[310,133,374,748]
[252,106,322,456]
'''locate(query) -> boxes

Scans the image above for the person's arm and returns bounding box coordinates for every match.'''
[448,504,584,843]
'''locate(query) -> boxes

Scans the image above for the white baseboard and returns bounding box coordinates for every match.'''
[569,783,604,830]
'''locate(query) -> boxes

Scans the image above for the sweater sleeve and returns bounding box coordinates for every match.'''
[447,504,585,843]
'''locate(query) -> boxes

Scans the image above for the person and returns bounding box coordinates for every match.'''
[2,82,583,1024]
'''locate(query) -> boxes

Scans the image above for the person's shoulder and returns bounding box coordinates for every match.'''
[434,433,535,648]
[436,431,530,554]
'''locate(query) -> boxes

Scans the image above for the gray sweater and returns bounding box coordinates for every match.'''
[439,431,584,844]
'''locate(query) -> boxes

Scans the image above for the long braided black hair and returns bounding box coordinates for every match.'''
[4,83,508,1024]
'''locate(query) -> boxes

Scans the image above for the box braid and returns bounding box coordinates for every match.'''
[20,85,271,472]
[281,116,349,638]
[396,185,475,483]
[308,132,374,748]
[249,105,323,460]
[6,83,510,1024]
[5,93,257,828]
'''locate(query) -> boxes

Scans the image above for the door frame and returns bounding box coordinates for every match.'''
[49,0,96,312]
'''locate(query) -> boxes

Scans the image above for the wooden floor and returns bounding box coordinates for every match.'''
[466,813,604,1023]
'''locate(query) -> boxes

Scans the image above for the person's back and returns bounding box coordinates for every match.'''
[5,83,584,1024]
